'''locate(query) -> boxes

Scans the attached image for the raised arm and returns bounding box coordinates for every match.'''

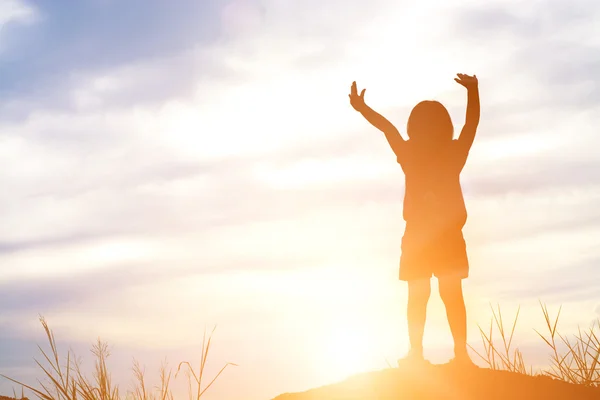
[349,81,405,158]
[454,73,480,154]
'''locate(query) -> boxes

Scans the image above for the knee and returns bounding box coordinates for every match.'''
[408,280,431,305]
[439,281,463,306]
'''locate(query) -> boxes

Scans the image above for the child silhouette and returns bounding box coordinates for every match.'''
[349,73,480,366]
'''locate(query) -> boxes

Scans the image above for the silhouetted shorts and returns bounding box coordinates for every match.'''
[399,223,469,281]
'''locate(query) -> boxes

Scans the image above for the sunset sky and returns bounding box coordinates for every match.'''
[1,0,600,399]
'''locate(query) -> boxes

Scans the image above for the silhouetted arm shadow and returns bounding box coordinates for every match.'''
[455,74,480,160]
[349,81,406,159]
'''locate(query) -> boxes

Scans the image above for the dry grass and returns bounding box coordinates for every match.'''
[469,304,529,374]
[469,301,600,387]
[174,326,238,400]
[0,316,237,400]
[3,302,600,399]
[534,302,600,386]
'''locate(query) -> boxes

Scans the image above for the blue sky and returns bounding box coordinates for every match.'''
[1,0,600,399]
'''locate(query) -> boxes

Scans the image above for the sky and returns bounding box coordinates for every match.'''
[0,0,599,399]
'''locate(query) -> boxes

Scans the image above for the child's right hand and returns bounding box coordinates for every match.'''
[349,81,367,112]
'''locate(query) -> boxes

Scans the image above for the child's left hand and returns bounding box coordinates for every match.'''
[455,73,478,89]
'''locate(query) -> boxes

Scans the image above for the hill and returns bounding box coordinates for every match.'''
[272,362,600,400]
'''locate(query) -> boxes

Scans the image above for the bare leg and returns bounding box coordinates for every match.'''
[438,276,469,360]
[406,279,431,358]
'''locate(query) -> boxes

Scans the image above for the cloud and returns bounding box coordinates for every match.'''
[449,0,600,102]
[0,335,39,397]
[0,2,600,398]
[0,240,326,316]
[0,260,168,315]
[0,0,37,27]
[0,0,228,119]
[492,257,600,303]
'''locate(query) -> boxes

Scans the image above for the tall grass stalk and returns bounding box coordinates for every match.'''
[535,302,600,386]
[468,304,528,374]
[468,302,600,387]
[0,317,236,400]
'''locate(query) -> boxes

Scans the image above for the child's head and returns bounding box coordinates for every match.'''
[407,100,454,145]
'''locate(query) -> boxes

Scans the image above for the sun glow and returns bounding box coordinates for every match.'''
[320,327,374,379]
[472,133,561,163]
[252,156,393,189]
[315,320,398,382]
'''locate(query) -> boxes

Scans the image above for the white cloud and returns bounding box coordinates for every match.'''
[2,0,600,398]
[0,0,37,27]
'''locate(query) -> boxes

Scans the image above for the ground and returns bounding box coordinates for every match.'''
[272,363,600,400]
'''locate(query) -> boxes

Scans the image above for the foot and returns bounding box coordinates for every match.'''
[449,353,478,368]
[397,349,431,368]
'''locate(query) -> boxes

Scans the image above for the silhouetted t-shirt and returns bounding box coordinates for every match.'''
[397,140,468,230]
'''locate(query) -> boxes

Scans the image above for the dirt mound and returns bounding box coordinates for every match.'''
[273,363,600,400]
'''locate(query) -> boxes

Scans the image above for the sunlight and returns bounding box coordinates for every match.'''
[252,156,393,189]
[320,327,374,379]
[472,133,561,163]
[314,320,396,383]
[0,237,158,281]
